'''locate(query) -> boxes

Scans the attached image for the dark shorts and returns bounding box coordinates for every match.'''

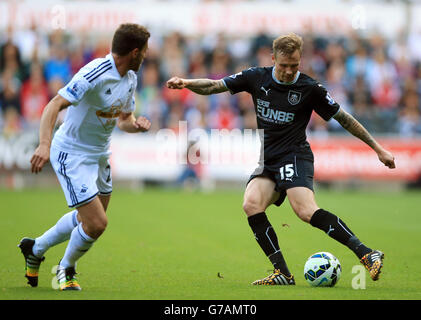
[247,151,314,207]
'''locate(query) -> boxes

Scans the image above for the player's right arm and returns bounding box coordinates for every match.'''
[333,109,396,169]
[166,77,228,95]
[30,95,71,174]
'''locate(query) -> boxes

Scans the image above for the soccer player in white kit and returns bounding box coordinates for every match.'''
[19,24,151,291]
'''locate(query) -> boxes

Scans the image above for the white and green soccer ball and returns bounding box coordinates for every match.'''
[304,252,342,287]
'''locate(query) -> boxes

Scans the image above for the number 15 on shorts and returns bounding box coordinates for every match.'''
[280,164,295,181]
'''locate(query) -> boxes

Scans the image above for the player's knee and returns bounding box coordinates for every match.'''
[242,197,264,216]
[86,216,108,239]
[96,216,108,235]
[292,204,314,223]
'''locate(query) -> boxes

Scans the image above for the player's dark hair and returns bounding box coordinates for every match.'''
[273,33,303,56]
[111,23,150,56]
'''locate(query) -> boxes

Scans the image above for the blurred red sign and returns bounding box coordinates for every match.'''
[310,137,421,181]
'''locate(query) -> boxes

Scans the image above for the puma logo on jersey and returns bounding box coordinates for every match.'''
[105,88,112,95]
[260,86,271,96]
[229,71,242,79]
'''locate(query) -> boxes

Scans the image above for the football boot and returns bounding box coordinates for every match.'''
[56,265,82,291]
[252,269,295,285]
[360,250,384,281]
[18,237,45,287]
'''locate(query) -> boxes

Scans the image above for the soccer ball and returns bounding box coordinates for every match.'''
[304,252,342,287]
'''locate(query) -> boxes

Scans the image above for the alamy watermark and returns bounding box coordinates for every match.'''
[51,265,59,290]
[51,5,66,30]
[154,121,263,170]
[351,265,366,289]
[351,5,367,30]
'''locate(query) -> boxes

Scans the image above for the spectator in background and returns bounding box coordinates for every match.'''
[367,50,401,133]
[91,37,110,60]
[160,32,188,81]
[407,29,421,63]
[69,42,92,76]
[250,30,272,64]
[389,35,413,82]
[0,23,420,138]
[175,139,203,190]
[185,94,210,131]
[0,68,21,115]
[136,61,168,132]
[345,42,372,85]
[415,64,421,95]
[188,49,209,78]
[2,107,22,137]
[20,62,49,127]
[236,91,255,127]
[255,46,273,68]
[324,59,351,132]
[208,94,239,130]
[0,40,26,81]
[367,50,399,96]
[208,48,231,80]
[348,75,375,132]
[13,21,49,64]
[43,44,71,84]
[398,90,421,137]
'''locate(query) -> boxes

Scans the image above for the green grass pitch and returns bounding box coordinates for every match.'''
[1,187,420,300]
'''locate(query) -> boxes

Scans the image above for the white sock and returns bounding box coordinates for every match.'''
[60,223,95,269]
[33,210,79,258]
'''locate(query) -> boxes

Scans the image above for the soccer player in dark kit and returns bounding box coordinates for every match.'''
[166,33,396,285]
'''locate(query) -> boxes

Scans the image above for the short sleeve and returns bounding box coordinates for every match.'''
[122,73,137,113]
[123,95,136,113]
[312,83,340,121]
[222,67,257,94]
[58,73,93,106]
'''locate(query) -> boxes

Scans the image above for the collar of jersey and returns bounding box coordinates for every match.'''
[272,67,300,85]
[106,53,123,79]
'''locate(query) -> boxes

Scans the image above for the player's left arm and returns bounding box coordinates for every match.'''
[118,112,151,133]
[333,109,396,169]
[167,77,228,95]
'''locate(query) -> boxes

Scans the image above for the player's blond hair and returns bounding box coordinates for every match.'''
[272,33,303,57]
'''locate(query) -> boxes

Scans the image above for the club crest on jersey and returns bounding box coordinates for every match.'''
[288,90,301,105]
[80,184,88,195]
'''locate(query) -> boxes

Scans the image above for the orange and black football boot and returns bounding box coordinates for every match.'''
[252,269,295,285]
[360,250,384,281]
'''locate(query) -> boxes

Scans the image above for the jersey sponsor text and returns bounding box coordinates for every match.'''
[256,99,295,124]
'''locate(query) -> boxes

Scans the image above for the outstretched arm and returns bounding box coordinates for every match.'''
[30,95,71,174]
[166,77,228,95]
[333,109,396,169]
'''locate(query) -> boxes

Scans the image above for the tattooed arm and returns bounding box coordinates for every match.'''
[333,109,396,169]
[166,77,228,95]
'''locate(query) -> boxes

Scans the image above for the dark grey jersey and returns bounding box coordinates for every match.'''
[223,67,340,169]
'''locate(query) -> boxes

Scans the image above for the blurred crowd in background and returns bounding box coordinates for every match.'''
[1,24,421,138]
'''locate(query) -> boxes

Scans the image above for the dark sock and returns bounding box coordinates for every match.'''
[346,235,372,259]
[310,209,372,259]
[248,212,291,276]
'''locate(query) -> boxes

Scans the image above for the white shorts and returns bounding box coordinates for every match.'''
[50,146,112,208]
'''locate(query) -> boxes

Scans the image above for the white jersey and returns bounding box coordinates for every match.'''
[54,53,137,155]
